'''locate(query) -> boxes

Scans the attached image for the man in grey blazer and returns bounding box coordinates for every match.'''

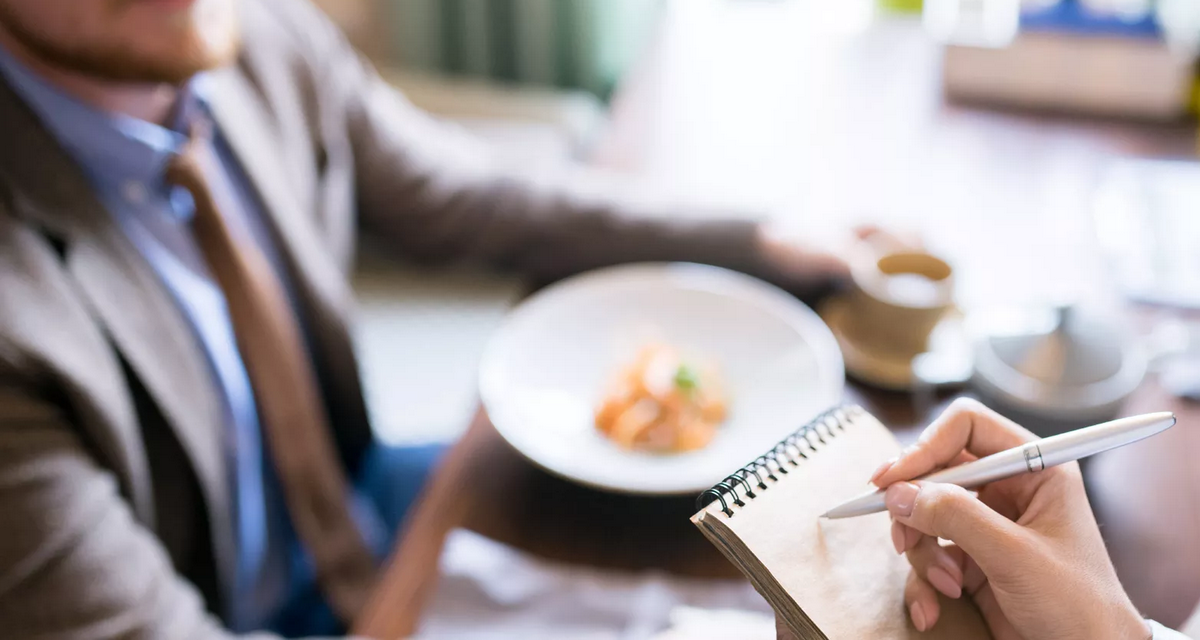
[0,0,864,637]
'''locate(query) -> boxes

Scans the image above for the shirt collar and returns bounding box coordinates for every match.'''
[0,42,211,193]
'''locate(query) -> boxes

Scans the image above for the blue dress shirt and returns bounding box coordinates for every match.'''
[0,48,385,632]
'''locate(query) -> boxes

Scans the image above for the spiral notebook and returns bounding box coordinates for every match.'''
[690,406,990,639]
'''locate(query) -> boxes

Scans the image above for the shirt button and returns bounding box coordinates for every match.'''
[121,181,148,204]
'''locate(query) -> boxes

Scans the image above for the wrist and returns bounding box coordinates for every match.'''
[1095,600,1151,640]
[753,224,852,285]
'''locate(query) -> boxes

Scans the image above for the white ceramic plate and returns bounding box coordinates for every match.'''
[479,263,845,495]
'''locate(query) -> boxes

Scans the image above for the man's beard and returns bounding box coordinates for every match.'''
[0,9,240,86]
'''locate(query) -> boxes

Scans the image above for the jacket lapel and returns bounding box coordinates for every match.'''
[206,69,357,319]
[207,67,374,461]
[0,77,235,592]
[69,224,231,520]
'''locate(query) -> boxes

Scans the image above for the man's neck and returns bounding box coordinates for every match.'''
[0,26,178,125]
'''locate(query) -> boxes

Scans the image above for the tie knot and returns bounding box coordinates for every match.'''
[166,118,214,190]
[183,115,214,148]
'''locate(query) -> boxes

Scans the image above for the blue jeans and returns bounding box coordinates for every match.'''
[270,442,446,637]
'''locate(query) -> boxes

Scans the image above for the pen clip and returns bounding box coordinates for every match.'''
[1023,443,1044,473]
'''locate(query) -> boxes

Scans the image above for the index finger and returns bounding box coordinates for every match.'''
[873,398,1036,487]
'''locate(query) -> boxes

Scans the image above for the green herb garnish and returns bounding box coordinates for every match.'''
[674,364,700,393]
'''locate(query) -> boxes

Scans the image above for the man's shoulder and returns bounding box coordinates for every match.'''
[227,0,360,132]
[238,0,349,73]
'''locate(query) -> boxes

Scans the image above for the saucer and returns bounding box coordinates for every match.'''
[819,295,972,391]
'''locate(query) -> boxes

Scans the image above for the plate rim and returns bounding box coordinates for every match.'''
[478,262,845,495]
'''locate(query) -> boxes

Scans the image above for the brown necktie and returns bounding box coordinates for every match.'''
[166,121,376,623]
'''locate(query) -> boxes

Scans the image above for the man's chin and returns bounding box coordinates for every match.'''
[57,30,241,85]
[88,46,239,85]
[1,13,240,86]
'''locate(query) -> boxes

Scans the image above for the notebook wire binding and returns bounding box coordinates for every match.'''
[696,404,864,516]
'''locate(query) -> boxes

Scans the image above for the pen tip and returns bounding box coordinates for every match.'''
[818,513,829,519]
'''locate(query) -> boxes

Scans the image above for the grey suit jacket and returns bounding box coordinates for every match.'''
[0,0,770,637]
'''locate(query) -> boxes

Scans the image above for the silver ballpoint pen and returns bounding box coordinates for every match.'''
[821,411,1177,520]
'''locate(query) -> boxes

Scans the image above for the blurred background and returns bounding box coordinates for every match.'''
[305,1,1200,635]
[324,0,1200,442]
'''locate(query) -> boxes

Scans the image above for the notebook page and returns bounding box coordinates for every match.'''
[718,412,989,639]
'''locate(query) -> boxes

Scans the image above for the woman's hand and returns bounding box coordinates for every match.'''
[871,398,1149,640]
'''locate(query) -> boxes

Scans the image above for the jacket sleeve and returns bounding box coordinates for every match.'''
[284,0,774,284]
[0,356,291,640]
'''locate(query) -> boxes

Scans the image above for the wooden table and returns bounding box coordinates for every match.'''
[356,2,1200,636]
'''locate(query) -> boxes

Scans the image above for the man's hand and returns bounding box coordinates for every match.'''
[755,223,918,288]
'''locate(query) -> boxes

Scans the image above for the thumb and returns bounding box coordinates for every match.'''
[886,481,1026,573]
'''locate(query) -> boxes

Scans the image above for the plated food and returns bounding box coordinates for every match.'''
[479,263,843,494]
[595,344,728,453]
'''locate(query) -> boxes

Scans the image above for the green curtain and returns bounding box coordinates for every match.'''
[389,0,664,100]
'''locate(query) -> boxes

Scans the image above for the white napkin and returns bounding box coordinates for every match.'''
[412,529,774,640]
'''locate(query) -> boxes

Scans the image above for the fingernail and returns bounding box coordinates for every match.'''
[934,550,963,584]
[885,482,919,518]
[869,457,897,485]
[910,601,928,632]
[926,566,962,599]
[890,522,905,554]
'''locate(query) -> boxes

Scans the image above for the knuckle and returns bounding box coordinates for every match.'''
[904,443,933,467]
[920,484,967,534]
[948,397,985,416]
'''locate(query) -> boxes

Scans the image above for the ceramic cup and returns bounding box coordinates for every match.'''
[845,251,954,357]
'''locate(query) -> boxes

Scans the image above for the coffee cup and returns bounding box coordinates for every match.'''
[844,250,954,357]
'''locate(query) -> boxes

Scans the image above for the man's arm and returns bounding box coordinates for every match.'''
[283,1,777,285]
[343,77,770,282]
[0,358,278,640]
